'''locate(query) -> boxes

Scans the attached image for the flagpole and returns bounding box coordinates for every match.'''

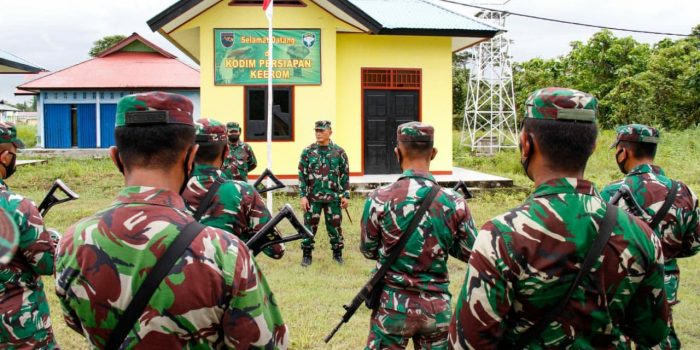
[265,1,274,211]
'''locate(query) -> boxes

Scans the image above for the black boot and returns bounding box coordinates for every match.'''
[301,249,312,267]
[333,250,344,264]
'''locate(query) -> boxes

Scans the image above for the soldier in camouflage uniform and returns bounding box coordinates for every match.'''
[601,124,700,350]
[0,121,61,349]
[222,121,257,181]
[298,120,349,266]
[449,88,669,349]
[360,122,478,350]
[183,118,284,259]
[0,208,18,265]
[55,92,288,349]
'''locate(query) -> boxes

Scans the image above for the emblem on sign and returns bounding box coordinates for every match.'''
[220,32,235,48]
[302,32,316,48]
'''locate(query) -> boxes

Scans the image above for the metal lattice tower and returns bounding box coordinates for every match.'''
[460,9,518,155]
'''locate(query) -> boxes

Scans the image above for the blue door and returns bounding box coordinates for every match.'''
[43,104,71,148]
[100,104,117,148]
[77,104,97,148]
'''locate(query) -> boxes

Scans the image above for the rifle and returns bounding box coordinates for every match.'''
[245,204,313,256]
[452,180,473,200]
[608,184,645,217]
[37,179,80,217]
[252,168,286,194]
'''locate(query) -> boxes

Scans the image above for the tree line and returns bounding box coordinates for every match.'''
[454,25,700,130]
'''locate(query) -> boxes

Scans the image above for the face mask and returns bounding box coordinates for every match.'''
[1,151,16,179]
[519,134,534,181]
[228,135,240,143]
[180,146,194,195]
[615,149,628,174]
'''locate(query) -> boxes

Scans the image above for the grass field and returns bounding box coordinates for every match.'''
[9,128,700,349]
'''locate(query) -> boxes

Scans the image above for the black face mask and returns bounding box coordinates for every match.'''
[180,146,194,195]
[519,134,535,181]
[615,148,628,174]
[1,151,17,179]
[228,135,240,143]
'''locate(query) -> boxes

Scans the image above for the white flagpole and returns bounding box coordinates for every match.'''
[266,1,274,211]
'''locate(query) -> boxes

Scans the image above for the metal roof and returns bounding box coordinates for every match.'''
[18,34,198,90]
[347,0,500,33]
[0,50,45,74]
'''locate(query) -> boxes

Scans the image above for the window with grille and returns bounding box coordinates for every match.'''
[245,86,294,141]
[362,69,421,89]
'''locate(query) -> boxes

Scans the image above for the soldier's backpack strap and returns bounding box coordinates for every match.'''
[104,220,205,350]
[364,184,441,309]
[510,203,618,349]
[648,180,679,231]
[192,176,226,222]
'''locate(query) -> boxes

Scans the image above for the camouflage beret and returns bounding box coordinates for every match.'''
[226,121,241,133]
[115,91,194,127]
[314,120,331,130]
[0,208,18,264]
[195,118,227,143]
[525,87,598,123]
[0,122,24,149]
[397,122,434,142]
[610,124,660,149]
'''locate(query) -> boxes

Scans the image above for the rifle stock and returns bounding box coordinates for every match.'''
[245,204,313,256]
[609,184,645,217]
[37,179,79,217]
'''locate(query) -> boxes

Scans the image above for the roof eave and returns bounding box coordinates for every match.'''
[377,28,499,38]
[148,0,204,32]
[0,57,45,74]
[325,0,382,33]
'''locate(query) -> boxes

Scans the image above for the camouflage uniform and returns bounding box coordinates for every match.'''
[360,122,478,350]
[183,118,284,259]
[0,122,60,349]
[55,92,288,349]
[298,120,350,253]
[222,121,257,181]
[449,88,669,350]
[601,124,700,350]
[0,208,18,265]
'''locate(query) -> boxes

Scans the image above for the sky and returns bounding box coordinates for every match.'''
[1,0,698,104]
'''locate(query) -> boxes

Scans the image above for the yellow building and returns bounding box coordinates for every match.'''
[149,0,499,177]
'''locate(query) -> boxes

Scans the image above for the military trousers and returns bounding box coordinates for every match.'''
[301,201,344,251]
[365,288,451,350]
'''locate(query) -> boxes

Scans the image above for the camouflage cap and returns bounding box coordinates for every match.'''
[314,120,331,130]
[610,124,660,149]
[226,121,241,133]
[0,122,24,149]
[0,207,18,264]
[115,91,194,127]
[195,118,227,143]
[525,87,598,123]
[397,122,434,142]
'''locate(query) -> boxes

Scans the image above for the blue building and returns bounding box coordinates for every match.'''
[17,33,200,148]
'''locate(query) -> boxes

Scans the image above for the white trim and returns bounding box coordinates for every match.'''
[95,93,101,148]
[37,95,44,148]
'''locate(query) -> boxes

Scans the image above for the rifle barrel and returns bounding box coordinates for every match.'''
[323,320,345,343]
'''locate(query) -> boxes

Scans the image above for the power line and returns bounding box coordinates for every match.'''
[436,0,693,37]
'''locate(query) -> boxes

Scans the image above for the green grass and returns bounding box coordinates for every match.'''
[16,124,37,148]
[10,128,700,349]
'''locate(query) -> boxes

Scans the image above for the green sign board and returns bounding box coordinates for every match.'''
[214,29,321,85]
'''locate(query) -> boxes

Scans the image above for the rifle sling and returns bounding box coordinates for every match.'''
[104,220,205,350]
[370,185,440,294]
[512,203,618,349]
[193,177,226,221]
[648,180,678,231]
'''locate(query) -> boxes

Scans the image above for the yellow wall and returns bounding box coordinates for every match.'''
[336,34,453,174]
[172,2,454,176]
